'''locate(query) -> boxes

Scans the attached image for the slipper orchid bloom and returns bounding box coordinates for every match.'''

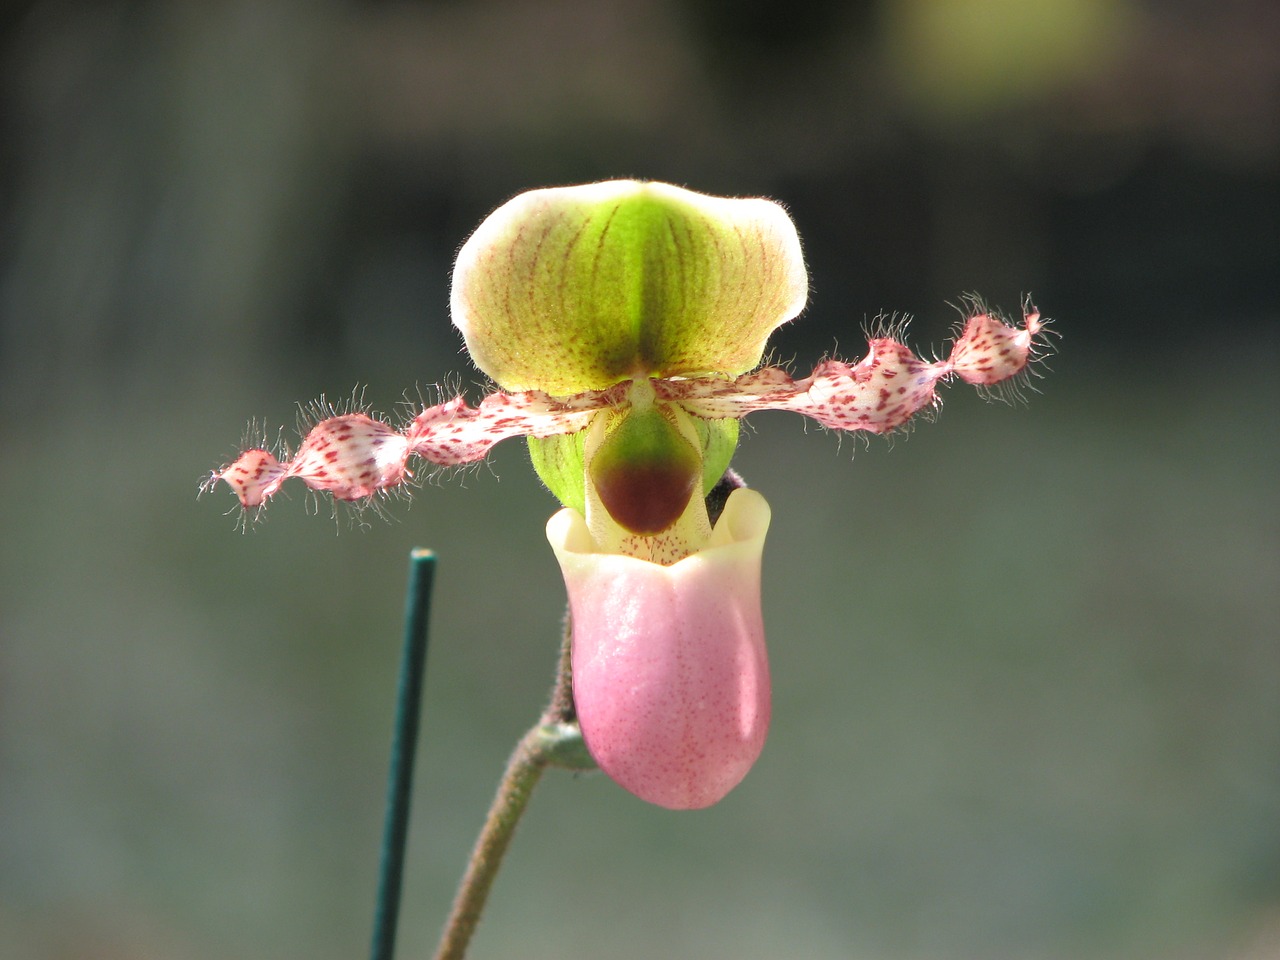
[210,180,1047,809]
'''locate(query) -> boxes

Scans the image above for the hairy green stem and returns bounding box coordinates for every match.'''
[432,728,548,960]
[432,615,587,960]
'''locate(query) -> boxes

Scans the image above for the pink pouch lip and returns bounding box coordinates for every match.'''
[548,488,772,810]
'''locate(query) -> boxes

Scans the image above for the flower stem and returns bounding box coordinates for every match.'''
[432,727,548,960]
[433,614,590,960]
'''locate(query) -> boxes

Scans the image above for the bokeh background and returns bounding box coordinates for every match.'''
[1,0,1277,958]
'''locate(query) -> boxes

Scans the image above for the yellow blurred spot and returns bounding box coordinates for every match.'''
[883,0,1135,120]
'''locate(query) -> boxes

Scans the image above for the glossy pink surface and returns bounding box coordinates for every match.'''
[549,490,772,809]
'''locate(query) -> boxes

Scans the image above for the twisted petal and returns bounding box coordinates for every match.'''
[451,180,808,394]
[659,343,949,434]
[209,386,623,510]
[405,385,622,463]
[658,301,1047,434]
[549,488,772,809]
[287,415,411,501]
[215,448,289,509]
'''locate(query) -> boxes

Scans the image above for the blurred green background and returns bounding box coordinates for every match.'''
[1,0,1277,958]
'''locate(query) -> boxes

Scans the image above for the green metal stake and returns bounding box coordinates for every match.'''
[371,548,436,960]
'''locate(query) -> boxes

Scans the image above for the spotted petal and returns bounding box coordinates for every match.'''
[209,386,621,511]
[659,343,950,435]
[658,302,1047,435]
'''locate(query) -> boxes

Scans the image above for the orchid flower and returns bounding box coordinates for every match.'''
[209,180,1047,809]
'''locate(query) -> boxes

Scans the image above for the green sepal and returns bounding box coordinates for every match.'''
[528,432,587,515]
[693,416,739,496]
